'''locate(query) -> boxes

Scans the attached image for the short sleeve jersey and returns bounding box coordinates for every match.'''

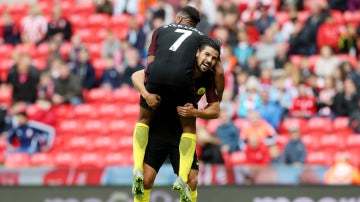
[146,23,204,88]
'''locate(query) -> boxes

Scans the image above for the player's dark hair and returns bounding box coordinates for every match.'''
[199,37,222,60]
[179,6,200,26]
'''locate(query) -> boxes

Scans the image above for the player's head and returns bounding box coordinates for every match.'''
[174,6,200,27]
[195,37,221,73]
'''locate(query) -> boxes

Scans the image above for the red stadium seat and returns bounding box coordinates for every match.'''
[87,14,110,29]
[276,135,290,151]
[85,87,112,103]
[9,2,29,16]
[73,1,95,17]
[301,134,320,152]
[123,104,139,120]
[92,136,114,152]
[56,119,81,136]
[32,57,47,71]
[337,54,358,68]
[53,151,79,167]
[289,54,302,67]
[330,10,344,24]
[30,152,54,167]
[343,10,360,26]
[0,86,12,107]
[36,42,49,59]
[319,134,345,154]
[233,118,249,132]
[74,29,93,44]
[346,135,360,154]
[15,44,37,58]
[108,119,133,137]
[82,119,107,136]
[306,117,333,135]
[98,103,122,120]
[332,116,352,137]
[206,119,221,134]
[104,152,132,166]
[274,11,290,27]
[73,103,99,120]
[78,152,104,168]
[67,136,92,152]
[115,136,133,152]
[68,14,88,32]
[230,151,247,166]
[4,153,31,168]
[92,57,107,80]
[278,117,308,134]
[305,151,331,166]
[87,43,103,59]
[0,44,14,59]
[110,14,130,29]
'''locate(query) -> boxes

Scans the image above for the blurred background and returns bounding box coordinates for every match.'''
[0,0,359,201]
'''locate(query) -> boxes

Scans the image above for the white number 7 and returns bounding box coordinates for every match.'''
[169,29,193,52]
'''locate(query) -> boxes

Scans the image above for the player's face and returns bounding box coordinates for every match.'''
[196,46,219,73]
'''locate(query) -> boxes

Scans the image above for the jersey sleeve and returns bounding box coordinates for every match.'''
[147,28,160,56]
[205,72,219,103]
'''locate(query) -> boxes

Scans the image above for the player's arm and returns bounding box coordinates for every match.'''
[214,62,225,101]
[131,70,161,109]
[177,101,220,119]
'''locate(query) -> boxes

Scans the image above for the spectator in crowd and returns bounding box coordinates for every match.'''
[113,0,139,15]
[233,29,253,67]
[237,76,261,117]
[46,39,63,70]
[37,71,54,101]
[20,4,47,45]
[144,15,164,52]
[298,55,311,82]
[328,0,348,11]
[333,78,359,117]
[273,43,289,72]
[283,62,301,91]
[245,55,261,78]
[255,4,275,35]
[333,62,347,92]
[197,125,224,164]
[282,126,306,166]
[317,76,336,117]
[348,0,360,11]
[219,45,238,90]
[288,19,313,55]
[316,15,340,52]
[102,30,121,58]
[0,12,20,45]
[151,0,175,25]
[269,76,293,117]
[289,82,317,118]
[349,98,360,133]
[242,110,277,145]
[233,70,249,99]
[100,56,124,89]
[5,109,55,155]
[269,144,284,164]
[280,9,297,41]
[95,0,113,15]
[254,27,278,68]
[339,23,358,56]
[6,53,39,104]
[324,152,360,185]
[69,47,96,89]
[215,105,240,154]
[68,34,87,63]
[52,60,83,106]
[126,16,146,57]
[122,47,144,88]
[258,87,283,130]
[46,4,72,43]
[314,45,339,78]
[244,134,271,166]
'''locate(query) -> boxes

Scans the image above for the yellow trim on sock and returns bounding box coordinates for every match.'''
[135,122,149,128]
[190,189,198,202]
[181,133,196,140]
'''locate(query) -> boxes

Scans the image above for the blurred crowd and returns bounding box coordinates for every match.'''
[0,0,359,183]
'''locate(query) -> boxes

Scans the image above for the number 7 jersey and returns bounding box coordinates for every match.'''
[146,23,204,89]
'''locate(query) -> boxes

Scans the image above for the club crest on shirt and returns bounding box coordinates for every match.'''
[197,87,206,95]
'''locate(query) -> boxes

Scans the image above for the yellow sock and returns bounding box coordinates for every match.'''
[190,189,198,202]
[134,189,151,202]
[179,133,196,183]
[133,123,149,173]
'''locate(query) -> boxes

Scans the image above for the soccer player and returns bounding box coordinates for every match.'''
[132,6,225,201]
[132,37,222,202]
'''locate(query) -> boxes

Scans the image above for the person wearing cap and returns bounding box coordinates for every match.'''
[282,126,306,166]
[5,109,55,155]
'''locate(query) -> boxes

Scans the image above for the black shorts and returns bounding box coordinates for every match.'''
[140,83,195,110]
[143,101,198,173]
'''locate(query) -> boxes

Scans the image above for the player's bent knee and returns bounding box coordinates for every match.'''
[143,177,154,189]
[138,108,154,125]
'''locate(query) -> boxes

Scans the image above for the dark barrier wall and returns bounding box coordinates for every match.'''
[0,186,360,202]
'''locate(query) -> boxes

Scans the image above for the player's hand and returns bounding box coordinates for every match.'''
[177,103,196,117]
[145,93,161,109]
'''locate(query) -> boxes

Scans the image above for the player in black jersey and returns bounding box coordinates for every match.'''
[131,6,224,202]
[132,37,221,202]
